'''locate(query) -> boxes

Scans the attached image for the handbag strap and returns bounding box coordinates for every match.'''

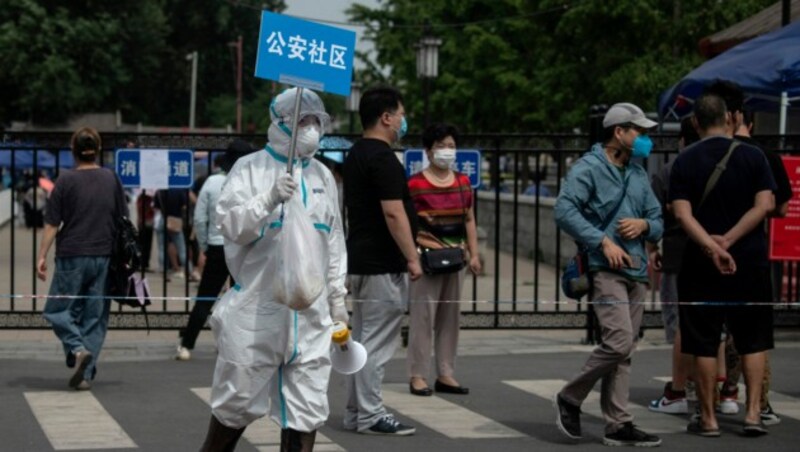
[699,140,739,208]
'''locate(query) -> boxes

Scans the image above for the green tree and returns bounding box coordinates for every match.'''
[0,0,286,128]
[348,0,773,133]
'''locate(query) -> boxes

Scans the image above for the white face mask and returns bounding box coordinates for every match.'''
[431,148,456,170]
[295,125,321,158]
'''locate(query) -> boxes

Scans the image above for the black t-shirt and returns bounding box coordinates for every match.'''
[734,135,793,207]
[45,168,126,257]
[344,138,418,274]
[154,189,189,217]
[669,136,777,269]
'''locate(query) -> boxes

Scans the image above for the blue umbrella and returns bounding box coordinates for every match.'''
[658,21,800,130]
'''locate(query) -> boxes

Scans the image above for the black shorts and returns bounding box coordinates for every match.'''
[678,266,773,357]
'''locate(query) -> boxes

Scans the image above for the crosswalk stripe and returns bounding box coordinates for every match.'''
[191,387,345,452]
[655,376,800,422]
[504,379,688,434]
[382,383,526,439]
[23,391,137,450]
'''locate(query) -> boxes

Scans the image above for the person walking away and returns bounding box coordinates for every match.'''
[37,127,127,390]
[342,86,420,436]
[553,103,663,447]
[406,123,481,397]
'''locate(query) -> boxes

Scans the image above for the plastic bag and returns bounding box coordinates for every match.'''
[273,193,326,310]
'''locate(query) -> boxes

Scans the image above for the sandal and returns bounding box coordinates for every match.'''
[687,420,721,437]
[742,421,768,437]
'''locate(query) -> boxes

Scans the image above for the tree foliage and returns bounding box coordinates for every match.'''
[0,0,286,128]
[348,0,774,133]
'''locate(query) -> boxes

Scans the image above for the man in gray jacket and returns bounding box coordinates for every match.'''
[553,103,663,447]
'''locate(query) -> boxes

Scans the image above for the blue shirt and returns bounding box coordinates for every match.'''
[555,143,663,281]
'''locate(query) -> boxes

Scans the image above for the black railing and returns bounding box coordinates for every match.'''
[1,131,799,331]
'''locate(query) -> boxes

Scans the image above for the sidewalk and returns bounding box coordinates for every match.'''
[2,328,798,363]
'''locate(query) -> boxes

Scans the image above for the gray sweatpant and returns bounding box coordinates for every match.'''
[559,271,646,434]
[343,273,409,432]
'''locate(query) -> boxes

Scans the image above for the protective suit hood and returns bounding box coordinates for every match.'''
[268,88,331,157]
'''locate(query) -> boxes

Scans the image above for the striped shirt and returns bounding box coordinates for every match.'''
[408,172,472,246]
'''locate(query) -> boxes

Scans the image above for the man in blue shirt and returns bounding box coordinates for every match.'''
[553,103,663,447]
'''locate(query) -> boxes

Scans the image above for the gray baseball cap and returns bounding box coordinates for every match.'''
[602,103,658,129]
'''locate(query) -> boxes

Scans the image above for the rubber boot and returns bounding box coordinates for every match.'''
[199,415,246,452]
[280,428,316,452]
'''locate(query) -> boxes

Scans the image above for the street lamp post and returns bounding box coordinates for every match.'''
[186,51,198,131]
[346,82,362,134]
[416,34,442,126]
[228,36,243,133]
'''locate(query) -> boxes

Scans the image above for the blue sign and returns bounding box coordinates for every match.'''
[116,149,194,189]
[255,11,356,96]
[404,149,482,189]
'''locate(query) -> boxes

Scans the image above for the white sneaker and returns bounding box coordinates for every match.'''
[649,395,688,414]
[171,271,185,280]
[718,399,739,415]
[175,345,191,361]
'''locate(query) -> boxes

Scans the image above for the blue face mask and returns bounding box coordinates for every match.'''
[631,135,653,158]
[396,116,408,141]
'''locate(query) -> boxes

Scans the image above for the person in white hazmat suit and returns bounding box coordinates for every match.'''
[199,88,349,452]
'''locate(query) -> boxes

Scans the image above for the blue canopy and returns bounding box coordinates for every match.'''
[0,150,77,168]
[658,21,800,120]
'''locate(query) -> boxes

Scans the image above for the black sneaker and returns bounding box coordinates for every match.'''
[553,393,582,440]
[603,422,661,447]
[362,414,416,436]
[760,404,781,426]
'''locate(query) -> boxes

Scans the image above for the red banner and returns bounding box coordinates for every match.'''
[769,156,800,261]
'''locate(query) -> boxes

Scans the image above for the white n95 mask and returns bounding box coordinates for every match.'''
[432,148,456,170]
[296,125,321,158]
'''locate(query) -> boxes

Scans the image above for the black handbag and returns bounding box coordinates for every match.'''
[417,173,470,275]
[420,247,467,275]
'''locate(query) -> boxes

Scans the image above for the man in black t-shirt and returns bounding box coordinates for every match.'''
[669,93,776,437]
[342,86,419,436]
[705,80,792,426]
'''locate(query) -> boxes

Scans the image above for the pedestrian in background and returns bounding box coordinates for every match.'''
[37,126,127,390]
[648,116,699,415]
[342,86,420,436]
[175,141,251,361]
[406,123,480,397]
[553,103,663,447]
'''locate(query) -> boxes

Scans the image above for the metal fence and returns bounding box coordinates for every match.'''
[1,131,799,333]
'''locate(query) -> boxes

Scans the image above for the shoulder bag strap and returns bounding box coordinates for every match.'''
[600,174,630,231]
[576,174,629,252]
[699,140,739,208]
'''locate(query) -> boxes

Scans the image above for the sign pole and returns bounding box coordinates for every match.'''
[286,87,304,174]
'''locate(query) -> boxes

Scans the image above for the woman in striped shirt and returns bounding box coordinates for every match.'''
[407,123,481,396]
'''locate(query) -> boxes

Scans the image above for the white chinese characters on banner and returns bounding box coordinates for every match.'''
[120,159,137,177]
[265,31,349,70]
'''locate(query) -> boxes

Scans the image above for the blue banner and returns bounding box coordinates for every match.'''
[255,11,356,96]
[404,149,482,189]
[116,149,194,189]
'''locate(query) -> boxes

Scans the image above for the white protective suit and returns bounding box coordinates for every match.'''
[208,88,348,432]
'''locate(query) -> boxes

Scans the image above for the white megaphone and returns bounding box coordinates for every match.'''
[331,321,367,375]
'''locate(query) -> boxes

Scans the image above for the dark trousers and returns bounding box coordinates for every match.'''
[139,225,154,270]
[180,245,231,349]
